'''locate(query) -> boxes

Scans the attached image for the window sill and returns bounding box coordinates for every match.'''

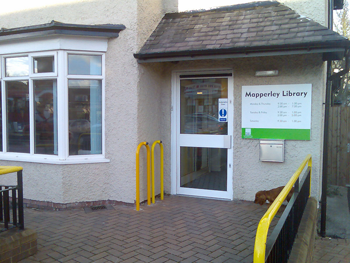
[0,154,110,164]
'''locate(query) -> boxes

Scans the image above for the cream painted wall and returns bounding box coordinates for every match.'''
[282,0,328,26]
[155,54,325,201]
[178,0,328,26]
[0,0,177,204]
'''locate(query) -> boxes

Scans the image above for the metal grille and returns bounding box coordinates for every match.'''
[90,205,107,211]
[265,168,311,263]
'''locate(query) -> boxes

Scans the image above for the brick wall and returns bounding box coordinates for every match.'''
[288,197,318,263]
[0,228,37,263]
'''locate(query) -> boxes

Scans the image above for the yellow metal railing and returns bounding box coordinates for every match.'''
[253,154,312,263]
[136,140,164,211]
[0,166,23,175]
[151,140,164,203]
[136,142,151,211]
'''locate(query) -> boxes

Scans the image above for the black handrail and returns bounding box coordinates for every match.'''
[266,168,311,262]
[0,168,24,232]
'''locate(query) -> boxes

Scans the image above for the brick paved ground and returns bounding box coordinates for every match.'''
[312,237,350,263]
[19,196,269,263]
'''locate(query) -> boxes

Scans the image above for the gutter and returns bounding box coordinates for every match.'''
[134,41,349,63]
[136,47,346,63]
[0,21,126,42]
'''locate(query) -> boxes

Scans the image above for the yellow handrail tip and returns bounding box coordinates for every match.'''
[0,166,23,175]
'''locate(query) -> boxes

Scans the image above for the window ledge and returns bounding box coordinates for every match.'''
[0,154,110,165]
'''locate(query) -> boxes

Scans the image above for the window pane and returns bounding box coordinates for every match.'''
[5,57,29,77]
[69,79,102,155]
[33,56,54,73]
[34,80,58,155]
[68,55,102,75]
[180,78,228,135]
[6,81,29,153]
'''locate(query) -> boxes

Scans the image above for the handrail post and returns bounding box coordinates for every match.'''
[160,142,164,201]
[151,140,164,204]
[308,156,312,197]
[17,170,24,229]
[136,142,151,211]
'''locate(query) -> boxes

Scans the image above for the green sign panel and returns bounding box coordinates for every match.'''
[242,128,310,140]
[242,84,312,140]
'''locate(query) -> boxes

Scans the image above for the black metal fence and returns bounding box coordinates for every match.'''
[265,167,311,263]
[0,169,24,232]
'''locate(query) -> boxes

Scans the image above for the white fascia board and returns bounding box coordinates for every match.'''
[0,35,108,55]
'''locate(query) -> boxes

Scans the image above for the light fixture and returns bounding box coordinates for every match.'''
[255,70,279,77]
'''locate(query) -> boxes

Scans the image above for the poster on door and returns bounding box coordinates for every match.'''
[218,98,228,122]
[241,84,312,140]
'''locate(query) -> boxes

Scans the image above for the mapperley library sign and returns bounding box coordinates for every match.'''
[242,84,312,140]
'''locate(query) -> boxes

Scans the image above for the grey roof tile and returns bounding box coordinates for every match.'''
[136,1,350,59]
[250,40,269,46]
[303,36,323,42]
[207,44,221,49]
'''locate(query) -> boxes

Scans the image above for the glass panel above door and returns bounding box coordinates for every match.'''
[180,78,228,135]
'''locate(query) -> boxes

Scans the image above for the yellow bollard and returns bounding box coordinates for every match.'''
[151,140,164,203]
[136,142,151,211]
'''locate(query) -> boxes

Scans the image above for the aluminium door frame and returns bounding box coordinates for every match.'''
[170,68,234,199]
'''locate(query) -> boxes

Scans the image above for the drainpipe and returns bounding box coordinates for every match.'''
[321,50,349,237]
[321,0,350,237]
[320,0,334,238]
[320,62,331,237]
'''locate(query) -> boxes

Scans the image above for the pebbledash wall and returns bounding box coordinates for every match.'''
[0,0,328,205]
[0,0,177,206]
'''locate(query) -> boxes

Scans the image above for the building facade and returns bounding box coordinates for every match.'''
[0,0,348,208]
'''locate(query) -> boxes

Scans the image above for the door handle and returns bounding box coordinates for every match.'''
[224,135,232,149]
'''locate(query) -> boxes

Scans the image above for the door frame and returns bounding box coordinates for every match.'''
[171,69,234,199]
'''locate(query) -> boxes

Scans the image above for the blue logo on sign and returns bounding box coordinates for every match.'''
[219,109,227,117]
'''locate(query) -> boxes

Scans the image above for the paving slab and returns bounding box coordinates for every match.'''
[19,196,269,263]
[312,237,350,263]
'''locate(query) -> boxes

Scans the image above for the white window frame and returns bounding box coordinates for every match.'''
[0,50,108,164]
[29,51,58,77]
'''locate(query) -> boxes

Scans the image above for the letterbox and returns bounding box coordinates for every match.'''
[259,140,284,162]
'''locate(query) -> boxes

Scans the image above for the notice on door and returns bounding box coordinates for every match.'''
[218,98,228,122]
[242,84,312,140]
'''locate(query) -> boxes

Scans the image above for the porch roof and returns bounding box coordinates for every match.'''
[0,21,126,42]
[135,1,350,62]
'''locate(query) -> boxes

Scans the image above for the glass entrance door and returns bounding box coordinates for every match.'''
[176,74,233,199]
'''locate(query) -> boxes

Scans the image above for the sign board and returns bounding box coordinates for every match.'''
[218,98,228,122]
[242,84,312,140]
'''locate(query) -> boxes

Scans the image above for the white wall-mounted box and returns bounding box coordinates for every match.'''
[259,140,285,162]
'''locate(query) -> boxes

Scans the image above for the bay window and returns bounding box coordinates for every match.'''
[0,51,105,163]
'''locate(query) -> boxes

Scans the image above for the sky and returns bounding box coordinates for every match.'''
[3,0,256,14]
[178,0,256,11]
